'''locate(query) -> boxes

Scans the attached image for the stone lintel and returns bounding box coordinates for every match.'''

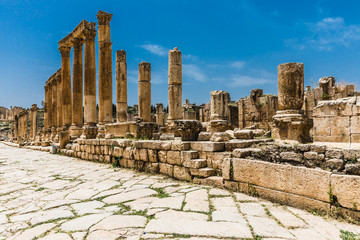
[58,20,96,47]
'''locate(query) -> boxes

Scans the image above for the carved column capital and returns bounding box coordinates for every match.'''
[96,11,112,25]
[116,50,126,62]
[83,29,97,42]
[72,37,84,49]
[59,46,71,57]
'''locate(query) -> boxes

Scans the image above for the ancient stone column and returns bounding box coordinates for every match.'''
[51,78,57,128]
[30,104,38,139]
[156,103,165,126]
[97,11,113,125]
[138,62,151,122]
[210,90,230,121]
[116,50,128,122]
[168,47,182,121]
[278,63,304,111]
[47,82,53,129]
[70,38,84,137]
[43,84,49,131]
[83,29,97,126]
[59,46,72,128]
[273,62,312,142]
[57,76,63,128]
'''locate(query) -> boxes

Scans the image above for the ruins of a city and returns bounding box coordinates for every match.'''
[1,2,360,240]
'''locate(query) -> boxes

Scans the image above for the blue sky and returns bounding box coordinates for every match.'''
[1,0,360,109]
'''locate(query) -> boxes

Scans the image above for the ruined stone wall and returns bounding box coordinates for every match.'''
[52,138,360,221]
[304,77,356,118]
[313,96,360,144]
[237,89,278,130]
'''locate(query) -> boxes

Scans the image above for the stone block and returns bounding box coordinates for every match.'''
[159,163,173,177]
[181,151,199,162]
[325,149,344,159]
[112,147,123,157]
[280,152,303,163]
[104,155,111,163]
[201,176,224,188]
[331,174,360,210]
[173,120,202,141]
[190,142,225,152]
[59,131,70,149]
[344,148,360,160]
[296,144,311,152]
[190,168,215,178]
[173,166,192,181]
[233,148,261,158]
[232,158,331,202]
[225,139,260,151]
[310,144,327,153]
[183,159,207,169]
[171,141,191,151]
[206,152,232,169]
[150,141,172,150]
[167,151,181,165]
[234,129,254,139]
[224,181,239,191]
[210,132,231,142]
[345,164,360,175]
[197,132,211,141]
[148,149,158,163]
[158,150,167,163]
[123,147,133,159]
[222,158,232,180]
[145,162,159,174]
[324,159,344,171]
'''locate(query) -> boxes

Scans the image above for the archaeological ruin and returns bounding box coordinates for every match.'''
[2,10,360,224]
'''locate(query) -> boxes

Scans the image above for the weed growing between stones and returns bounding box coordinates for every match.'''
[340,230,360,240]
[152,188,170,198]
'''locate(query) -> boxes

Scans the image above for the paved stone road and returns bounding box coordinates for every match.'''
[1,142,360,240]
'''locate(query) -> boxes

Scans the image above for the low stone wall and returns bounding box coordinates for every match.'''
[53,138,360,221]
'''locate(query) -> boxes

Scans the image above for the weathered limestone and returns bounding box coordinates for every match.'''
[174,120,202,141]
[30,104,38,139]
[59,46,72,129]
[138,61,151,122]
[168,47,182,121]
[272,63,312,143]
[82,28,98,139]
[97,11,113,130]
[156,103,165,126]
[116,50,127,122]
[43,84,50,131]
[209,91,231,132]
[51,75,58,129]
[70,38,84,137]
[57,75,63,130]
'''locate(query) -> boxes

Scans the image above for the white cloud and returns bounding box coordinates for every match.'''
[183,64,206,82]
[140,43,167,56]
[227,75,275,87]
[287,17,360,51]
[230,61,246,69]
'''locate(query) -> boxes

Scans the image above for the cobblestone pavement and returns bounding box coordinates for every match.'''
[1,142,360,240]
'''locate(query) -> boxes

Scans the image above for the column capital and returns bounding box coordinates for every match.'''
[83,29,97,42]
[116,50,126,62]
[72,37,85,49]
[96,11,112,25]
[59,46,71,57]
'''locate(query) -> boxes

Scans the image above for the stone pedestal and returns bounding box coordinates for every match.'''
[156,103,165,126]
[272,63,312,143]
[173,120,202,141]
[209,90,231,132]
[116,50,128,122]
[138,62,151,122]
[105,122,157,139]
[97,11,113,128]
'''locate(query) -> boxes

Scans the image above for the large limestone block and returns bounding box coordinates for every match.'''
[190,141,225,152]
[173,120,202,141]
[331,174,360,210]
[173,166,191,181]
[232,158,331,202]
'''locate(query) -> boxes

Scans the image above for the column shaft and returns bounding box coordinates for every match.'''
[138,62,151,122]
[52,79,57,127]
[71,38,84,127]
[44,84,49,130]
[168,47,182,120]
[57,77,63,127]
[47,83,53,128]
[59,46,72,127]
[116,50,127,122]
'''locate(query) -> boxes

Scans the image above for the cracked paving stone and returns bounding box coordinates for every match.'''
[102,188,157,204]
[71,200,105,215]
[29,207,74,225]
[7,223,56,240]
[90,215,147,231]
[247,216,295,239]
[38,233,73,240]
[60,213,110,232]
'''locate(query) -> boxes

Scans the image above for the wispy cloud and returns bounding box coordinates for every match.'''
[230,61,246,69]
[183,64,206,82]
[286,17,360,51]
[140,43,167,56]
[227,75,275,87]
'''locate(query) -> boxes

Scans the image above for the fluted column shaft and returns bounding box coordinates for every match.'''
[59,46,72,128]
[83,29,97,125]
[168,47,182,120]
[57,76,63,127]
[47,83,53,128]
[138,62,151,122]
[116,50,127,122]
[97,11,113,124]
[71,38,84,127]
[44,84,49,130]
[52,79,57,127]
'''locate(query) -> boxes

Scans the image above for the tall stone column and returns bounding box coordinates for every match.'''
[51,78,57,128]
[70,38,84,137]
[156,103,165,126]
[97,11,113,128]
[116,50,127,122]
[168,47,182,121]
[272,62,312,142]
[82,29,97,139]
[47,82,53,129]
[138,62,151,122]
[30,104,38,139]
[57,76,63,129]
[44,84,49,131]
[59,46,72,128]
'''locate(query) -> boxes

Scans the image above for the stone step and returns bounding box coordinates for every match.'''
[181,150,199,161]
[182,159,207,169]
[190,167,215,178]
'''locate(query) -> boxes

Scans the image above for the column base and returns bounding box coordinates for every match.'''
[272,110,313,143]
[81,124,98,139]
[69,124,83,139]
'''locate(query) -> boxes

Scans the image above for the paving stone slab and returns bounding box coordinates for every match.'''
[103,189,157,204]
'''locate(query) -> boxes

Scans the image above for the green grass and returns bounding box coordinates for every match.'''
[152,188,170,198]
[340,230,360,240]
[35,187,45,192]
